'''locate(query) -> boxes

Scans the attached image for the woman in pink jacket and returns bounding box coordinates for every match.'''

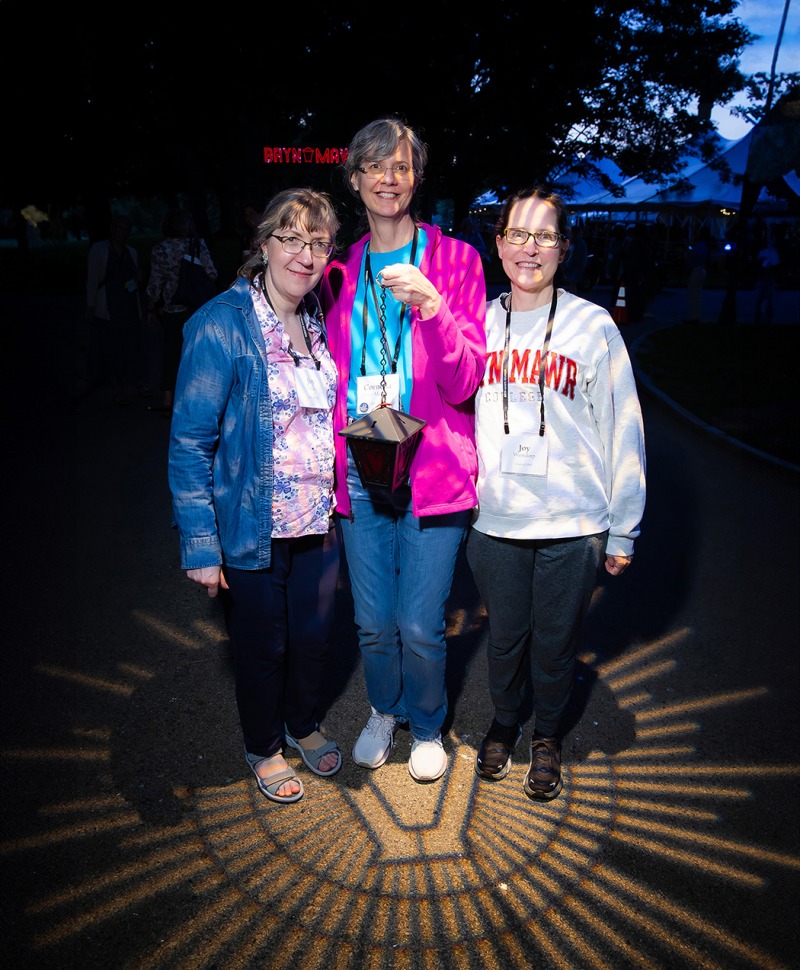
[320,116,486,783]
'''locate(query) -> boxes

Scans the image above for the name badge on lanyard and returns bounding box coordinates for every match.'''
[500,288,558,479]
[501,433,549,475]
[295,365,329,409]
[356,372,400,413]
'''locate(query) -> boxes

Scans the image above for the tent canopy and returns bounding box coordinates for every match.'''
[564,130,797,214]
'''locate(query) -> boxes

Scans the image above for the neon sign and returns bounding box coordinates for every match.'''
[263,147,350,165]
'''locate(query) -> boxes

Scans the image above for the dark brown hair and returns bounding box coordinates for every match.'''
[494,186,571,241]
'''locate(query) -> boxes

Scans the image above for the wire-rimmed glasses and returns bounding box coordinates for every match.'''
[357,161,413,180]
[502,228,565,249]
[270,234,333,258]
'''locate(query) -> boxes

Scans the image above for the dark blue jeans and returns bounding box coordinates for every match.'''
[224,523,340,759]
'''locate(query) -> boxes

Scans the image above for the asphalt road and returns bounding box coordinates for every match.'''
[1,289,798,970]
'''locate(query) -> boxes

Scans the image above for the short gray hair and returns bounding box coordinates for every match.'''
[343,116,428,198]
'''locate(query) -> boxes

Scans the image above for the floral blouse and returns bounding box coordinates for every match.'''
[252,286,336,538]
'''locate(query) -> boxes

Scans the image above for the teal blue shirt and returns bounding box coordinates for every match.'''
[347,228,427,418]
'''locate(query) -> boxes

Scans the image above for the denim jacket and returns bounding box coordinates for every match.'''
[169,277,322,571]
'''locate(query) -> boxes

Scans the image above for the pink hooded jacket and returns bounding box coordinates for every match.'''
[319,222,487,519]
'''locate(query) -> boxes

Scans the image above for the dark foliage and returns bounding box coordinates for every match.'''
[0,2,761,238]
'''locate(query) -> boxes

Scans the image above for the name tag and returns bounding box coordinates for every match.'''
[500,434,548,475]
[294,366,329,409]
[356,373,400,413]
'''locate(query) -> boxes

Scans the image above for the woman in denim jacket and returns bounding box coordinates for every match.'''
[319,117,486,783]
[169,188,342,805]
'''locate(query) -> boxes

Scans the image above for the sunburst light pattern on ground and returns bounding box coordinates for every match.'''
[2,615,798,970]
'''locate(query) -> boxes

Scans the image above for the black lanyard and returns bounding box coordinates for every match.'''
[360,226,419,377]
[502,287,558,436]
[261,273,321,370]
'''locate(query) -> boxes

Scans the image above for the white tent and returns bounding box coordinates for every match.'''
[565,130,796,214]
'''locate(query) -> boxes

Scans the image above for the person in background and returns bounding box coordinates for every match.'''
[241,204,262,260]
[604,224,628,288]
[467,186,646,802]
[168,188,342,805]
[620,223,657,324]
[754,235,780,325]
[320,116,486,783]
[561,222,588,293]
[145,208,218,415]
[685,226,711,324]
[456,215,490,267]
[85,215,148,405]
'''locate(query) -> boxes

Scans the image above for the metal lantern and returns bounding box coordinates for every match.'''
[340,405,427,492]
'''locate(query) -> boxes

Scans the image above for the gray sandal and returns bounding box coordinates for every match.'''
[285,729,342,777]
[245,750,304,804]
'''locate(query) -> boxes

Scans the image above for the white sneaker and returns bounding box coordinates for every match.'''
[352,708,397,769]
[408,736,447,781]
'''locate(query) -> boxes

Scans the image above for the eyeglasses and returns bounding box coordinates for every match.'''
[357,162,413,180]
[502,228,565,249]
[270,234,333,258]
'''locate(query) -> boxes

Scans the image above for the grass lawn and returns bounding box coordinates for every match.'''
[634,322,800,468]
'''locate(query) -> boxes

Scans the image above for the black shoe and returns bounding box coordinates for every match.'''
[523,735,563,801]
[475,718,522,781]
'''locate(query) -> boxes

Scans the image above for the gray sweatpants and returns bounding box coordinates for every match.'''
[466,528,606,737]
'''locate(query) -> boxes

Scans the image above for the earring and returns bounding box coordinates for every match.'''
[260,250,268,266]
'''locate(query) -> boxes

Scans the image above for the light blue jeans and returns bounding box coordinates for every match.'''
[339,454,470,740]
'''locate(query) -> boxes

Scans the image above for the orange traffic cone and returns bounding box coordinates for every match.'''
[612,282,628,324]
